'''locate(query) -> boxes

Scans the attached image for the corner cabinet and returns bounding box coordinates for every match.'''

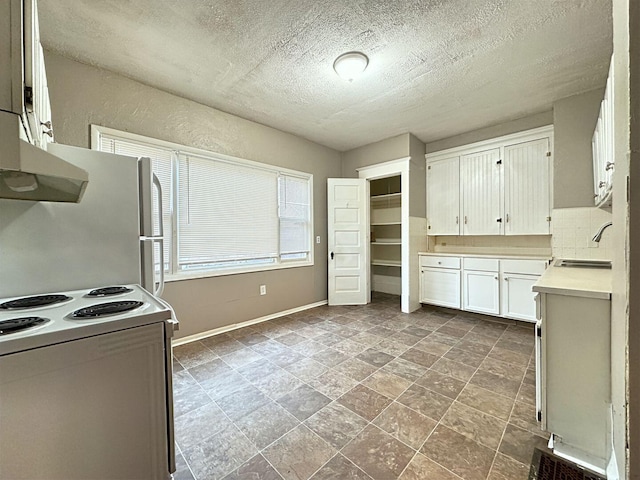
[426,126,553,236]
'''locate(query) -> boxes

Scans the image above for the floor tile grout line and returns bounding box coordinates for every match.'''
[174,300,538,479]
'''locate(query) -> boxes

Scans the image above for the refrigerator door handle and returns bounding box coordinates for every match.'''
[152,173,164,237]
[151,173,166,297]
[155,238,165,297]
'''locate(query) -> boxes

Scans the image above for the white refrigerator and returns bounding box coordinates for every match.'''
[0,142,165,298]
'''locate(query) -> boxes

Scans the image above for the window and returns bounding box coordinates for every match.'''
[92,126,313,279]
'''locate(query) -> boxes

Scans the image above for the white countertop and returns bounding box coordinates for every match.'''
[418,252,551,261]
[532,263,612,300]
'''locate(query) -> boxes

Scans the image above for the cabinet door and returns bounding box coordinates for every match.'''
[427,156,460,235]
[420,268,461,309]
[502,273,539,322]
[504,138,550,235]
[24,0,53,147]
[461,148,502,235]
[463,270,500,315]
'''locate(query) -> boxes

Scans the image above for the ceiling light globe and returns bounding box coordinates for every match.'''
[333,52,369,82]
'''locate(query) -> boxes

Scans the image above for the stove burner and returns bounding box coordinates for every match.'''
[87,286,133,297]
[71,301,144,319]
[0,317,49,335]
[0,294,72,310]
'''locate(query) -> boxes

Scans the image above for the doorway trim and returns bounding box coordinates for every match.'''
[357,157,411,312]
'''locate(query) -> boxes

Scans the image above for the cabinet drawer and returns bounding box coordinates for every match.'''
[501,259,547,275]
[420,255,460,269]
[463,257,499,272]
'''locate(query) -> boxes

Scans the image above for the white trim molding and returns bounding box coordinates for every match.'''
[171,300,328,346]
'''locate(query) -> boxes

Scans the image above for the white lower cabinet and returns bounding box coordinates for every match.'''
[502,273,539,321]
[419,254,547,321]
[462,258,500,315]
[537,292,611,469]
[419,256,461,309]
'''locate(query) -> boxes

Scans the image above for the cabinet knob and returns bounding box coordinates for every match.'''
[494,276,498,280]
[606,162,615,171]
[496,218,503,223]
[437,261,442,265]
[40,121,52,129]
[599,181,606,188]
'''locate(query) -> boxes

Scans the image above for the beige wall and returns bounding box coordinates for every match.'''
[44,51,342,340]
[553,88,605,208]
[341,133,427,218]
[341,133,411,177]
[409,133,427,218]
[425,111,553,153]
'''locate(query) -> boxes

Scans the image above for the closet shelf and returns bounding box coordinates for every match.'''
[370,192,401,201]
[371,222,401,226]
[371,259,401,267]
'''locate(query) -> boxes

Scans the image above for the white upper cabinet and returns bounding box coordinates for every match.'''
[1,0,53,147]
[592,58,614,208]
[504,138,551,235]
[426,126,553,237]
[461,148,502,235]
[426,155,460,235]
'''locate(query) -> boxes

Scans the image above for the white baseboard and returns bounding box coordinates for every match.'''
[172,300,328,346]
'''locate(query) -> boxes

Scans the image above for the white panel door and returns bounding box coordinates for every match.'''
[463,270,500,315]
[419,268,461,309]
[427,156,460,235]
[460,148,502,235]
[327,178,368,305]
[504,138,551,235]
[502,273,539,322]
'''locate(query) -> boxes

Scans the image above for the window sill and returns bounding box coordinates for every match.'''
[164,260,314,283]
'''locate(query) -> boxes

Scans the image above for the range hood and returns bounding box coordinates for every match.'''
[0,137,89,203]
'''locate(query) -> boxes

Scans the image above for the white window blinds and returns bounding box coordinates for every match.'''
[94,125,313,277]
[177,154,279,270]
[97,135,173,273]
[279,174,311,261]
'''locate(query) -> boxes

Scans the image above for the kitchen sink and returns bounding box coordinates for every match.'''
[554,259,612,269]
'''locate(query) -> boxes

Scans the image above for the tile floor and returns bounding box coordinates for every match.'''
[171,293,549,480]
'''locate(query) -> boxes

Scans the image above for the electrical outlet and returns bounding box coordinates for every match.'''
[316,236,321,244]
[260,285,267,295]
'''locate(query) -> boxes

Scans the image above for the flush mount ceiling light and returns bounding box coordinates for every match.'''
[333,51,369,82]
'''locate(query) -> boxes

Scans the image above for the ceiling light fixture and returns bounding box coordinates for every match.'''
[333,51,369,82]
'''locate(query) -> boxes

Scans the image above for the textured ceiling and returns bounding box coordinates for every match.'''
[38,0,613,151]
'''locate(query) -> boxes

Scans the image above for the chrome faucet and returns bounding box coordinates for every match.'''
[592,221,613,242]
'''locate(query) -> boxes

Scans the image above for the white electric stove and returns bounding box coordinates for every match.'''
[0,284,178,480]
[0,284,175,356]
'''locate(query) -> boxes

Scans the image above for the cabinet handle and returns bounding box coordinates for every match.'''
[330,252,334,260]
[606,162,615,171]
[43,129,54,138]
[455,216,459,225]
[599,181,606,188]
[496,218,503,223]
[505,214,509,223]
[464,216,468,224]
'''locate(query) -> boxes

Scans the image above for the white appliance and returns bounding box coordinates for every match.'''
[0,143,177,479]
[0,285,177,479]
[0,142,165,297]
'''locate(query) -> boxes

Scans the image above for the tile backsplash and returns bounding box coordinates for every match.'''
[551,207,612,260]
